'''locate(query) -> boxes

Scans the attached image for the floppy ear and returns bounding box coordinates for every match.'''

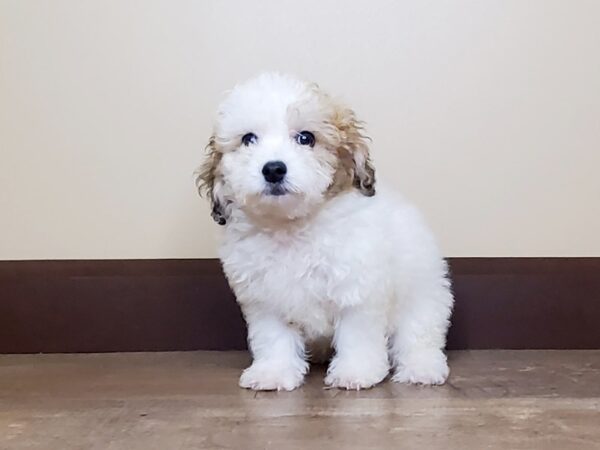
[334,107,376,196]
[195,135,229,225]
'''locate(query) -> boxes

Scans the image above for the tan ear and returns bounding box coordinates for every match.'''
[334,107,376,196]
[195,135,229,225]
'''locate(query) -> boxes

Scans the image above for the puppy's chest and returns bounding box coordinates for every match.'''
[221,229,345,325]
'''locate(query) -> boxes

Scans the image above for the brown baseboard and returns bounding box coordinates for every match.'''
[1,258,599,353]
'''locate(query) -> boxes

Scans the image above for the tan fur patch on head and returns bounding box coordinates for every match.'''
[326,106,376,197]
[325,151,355,197]
[195,136,227,225]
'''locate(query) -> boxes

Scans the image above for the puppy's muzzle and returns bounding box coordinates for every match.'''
[262,161,288,196]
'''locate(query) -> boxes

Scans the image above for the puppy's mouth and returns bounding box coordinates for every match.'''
[263,183,289,196]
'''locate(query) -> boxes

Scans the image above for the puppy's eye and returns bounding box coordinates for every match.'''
[241,133,258,146]
[295,131,315,147]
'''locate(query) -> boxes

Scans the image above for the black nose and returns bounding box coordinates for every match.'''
[262,161,287,183]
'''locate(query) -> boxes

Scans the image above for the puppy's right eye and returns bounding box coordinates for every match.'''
[241,133,258,146]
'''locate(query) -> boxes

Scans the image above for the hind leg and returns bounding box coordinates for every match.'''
[390,278,453,385]
[325,305,390,390]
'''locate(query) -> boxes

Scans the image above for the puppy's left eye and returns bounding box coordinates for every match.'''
[295,131,315,147]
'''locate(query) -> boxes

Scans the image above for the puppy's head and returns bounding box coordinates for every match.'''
[197,73,375,225]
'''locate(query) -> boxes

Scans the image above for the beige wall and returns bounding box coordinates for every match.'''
[1,0,599,259]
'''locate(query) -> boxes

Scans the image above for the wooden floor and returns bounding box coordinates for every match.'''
[1,351,599,449]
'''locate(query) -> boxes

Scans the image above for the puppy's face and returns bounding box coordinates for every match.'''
[198,73,375,225]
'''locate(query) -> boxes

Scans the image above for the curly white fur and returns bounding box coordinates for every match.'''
[198,73,454,391]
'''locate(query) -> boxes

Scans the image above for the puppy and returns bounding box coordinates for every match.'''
[197,73,453,390]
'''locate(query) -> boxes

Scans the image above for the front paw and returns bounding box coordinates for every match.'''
[325,357,389,390]
[392,348,449,385]
[239,360,306,391]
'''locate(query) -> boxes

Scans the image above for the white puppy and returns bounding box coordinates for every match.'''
[197,73,453,391]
